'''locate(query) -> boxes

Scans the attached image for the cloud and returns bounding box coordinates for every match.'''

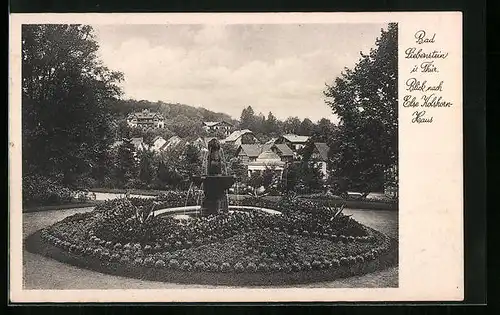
[94,24,385,121]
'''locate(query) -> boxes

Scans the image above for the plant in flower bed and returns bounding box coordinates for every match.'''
[36,191,396,282]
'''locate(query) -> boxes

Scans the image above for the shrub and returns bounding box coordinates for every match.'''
[22,175,74,207]
[168,259,180,270]
[155,259,166,268]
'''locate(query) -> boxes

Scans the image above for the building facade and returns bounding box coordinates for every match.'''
[126,109,165,129]
[203,121,233,138]
[275,134,310,152]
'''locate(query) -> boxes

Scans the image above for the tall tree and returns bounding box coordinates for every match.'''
[283,117,302,134]
[263,111,279,136]
[138,149,155,186]
[299,118,315,136]
[114,138,138,186]
[239,106,256,130]
[324,23,398,193]
[22,24,123,188]
[22,24,123,186]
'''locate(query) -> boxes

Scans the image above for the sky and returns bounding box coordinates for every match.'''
[93,23,388,122]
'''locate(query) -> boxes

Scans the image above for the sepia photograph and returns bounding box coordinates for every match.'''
[19,21,399,291]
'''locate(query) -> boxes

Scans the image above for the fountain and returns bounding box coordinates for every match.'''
[191,138,235,216]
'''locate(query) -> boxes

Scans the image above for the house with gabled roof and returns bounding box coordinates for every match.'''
[308,142,330,179]
[126,109,165,129]
[275,134,310,151]
[247,149,286,178]
[224,129,259,146]
[203,121,233,138]
[236,143,294,165]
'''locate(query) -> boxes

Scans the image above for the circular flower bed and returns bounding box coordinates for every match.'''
[26,194,398,286]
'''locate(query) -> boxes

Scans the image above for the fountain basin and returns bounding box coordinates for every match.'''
[153,205,282,217]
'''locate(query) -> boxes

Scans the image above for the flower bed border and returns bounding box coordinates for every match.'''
[25,229,398,287]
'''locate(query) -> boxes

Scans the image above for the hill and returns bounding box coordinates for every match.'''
[108,99,238,140]
[109,99,235,123]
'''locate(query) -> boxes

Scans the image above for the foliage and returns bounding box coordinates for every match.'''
[43,192,394,276]
[138,149,156,187]
[324,23,398,193]
[22,24,123,187]
[113,138,138,187]
[108,99,234,139]
[22,175,73,206]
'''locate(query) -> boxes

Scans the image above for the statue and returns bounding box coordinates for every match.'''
[207,138,222,175]
[192,138,235,216]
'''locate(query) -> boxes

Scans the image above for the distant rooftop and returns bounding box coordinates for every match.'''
[203,121,233,127]
[225,129,253,142]
[281,134,310,143]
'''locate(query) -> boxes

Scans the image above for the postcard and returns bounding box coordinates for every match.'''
[9,12,463,303]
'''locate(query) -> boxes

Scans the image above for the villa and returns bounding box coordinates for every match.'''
[126,109,165,129]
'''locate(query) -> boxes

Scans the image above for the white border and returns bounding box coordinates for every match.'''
[9,12,463,303]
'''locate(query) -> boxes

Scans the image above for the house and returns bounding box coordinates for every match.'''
[309,142,330,179]
[126,109,165,129]
[152,136,183,152]
[224,129,259,146]
[110,137,148,159]
[247,150,286,178]
[236,143,294,164]
[152,136,167,151]
[275,134,310,151]
[265,137,277,145]
[203,121,233,138]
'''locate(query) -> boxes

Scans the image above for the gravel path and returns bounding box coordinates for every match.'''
[23,207,398,289]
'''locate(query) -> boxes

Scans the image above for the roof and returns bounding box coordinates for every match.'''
[225,129,254,142]
[238,143,295,158]
[111,138,145,150]
[281,134,310,143]
[203,121,233,127]
[238,144,270,157]
[265,138,277,144]
[128,109,164,120]
[273,144,294,157]
[314,142,330,161]
[257,150,281,161]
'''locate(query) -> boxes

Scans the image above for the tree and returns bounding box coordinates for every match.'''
[299,118,315,136]
[261,167,277,189]
[248,171,263,190]
[22,24,123,186]
[138,150,156,186]
[324,23,397,193]
[181,144,201,177]
[263,111,280,136]
[114,138,138,186]
[312,118,337,142]
[228,158,248,182]
[283,117,302,134]
[239,106,256,130]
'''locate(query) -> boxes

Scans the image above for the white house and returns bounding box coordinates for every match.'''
[275,134,310,151]
[126,109,165,129]
[203,121,233,138]
[224,129,259,146]
[247,150,286,178]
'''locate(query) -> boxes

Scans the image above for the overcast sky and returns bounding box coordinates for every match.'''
[94,23,388,122]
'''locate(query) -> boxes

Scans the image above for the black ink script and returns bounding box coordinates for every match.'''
[415,30,436,44]
[406,78,427,92]
[405,48,449,59]
[412,111,433,124]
